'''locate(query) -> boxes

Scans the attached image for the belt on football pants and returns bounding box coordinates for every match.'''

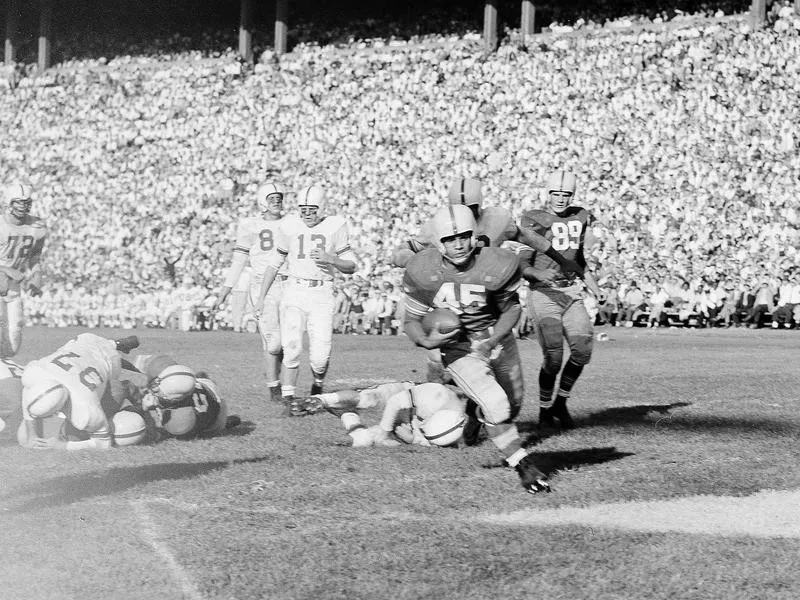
[289,277,326,288]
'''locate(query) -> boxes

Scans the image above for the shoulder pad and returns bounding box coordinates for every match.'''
[320,215,346,230]
[474,248,520,290]
[25,215,46,229]
[404,248,444,288]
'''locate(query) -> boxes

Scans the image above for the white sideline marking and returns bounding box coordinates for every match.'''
[485,489,800,538]
[131,500,204,600]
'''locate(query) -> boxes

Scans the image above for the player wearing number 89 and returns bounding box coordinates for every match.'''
[0,183,47,358]
[255,184,357,415]
[214,183,288,402]
[519,170,603,430]
[403,204,550,495]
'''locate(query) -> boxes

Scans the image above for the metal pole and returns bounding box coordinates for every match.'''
[521,1,535,45]
[275,0,288,55]
[239,0,253,63]
[483,0,498,52]
[5,0,19,65]
[38,0,52,70]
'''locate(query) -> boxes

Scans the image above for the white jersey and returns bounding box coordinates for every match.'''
[21,333,121,435]
[0,213,47,274]
[273,214,355,282]
[231,215,288,281]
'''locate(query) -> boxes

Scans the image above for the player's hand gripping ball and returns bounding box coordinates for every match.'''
[421,308,462,335]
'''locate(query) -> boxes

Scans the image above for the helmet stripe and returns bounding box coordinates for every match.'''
[424,416,466,441]
[447,204,458,236]
[460,178,466,204]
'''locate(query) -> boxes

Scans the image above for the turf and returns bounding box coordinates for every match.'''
[2,326,799,599]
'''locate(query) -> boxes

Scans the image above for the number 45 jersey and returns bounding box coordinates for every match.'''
[403,247,522,335]
[274,214,355,281]
[519,205,595,285]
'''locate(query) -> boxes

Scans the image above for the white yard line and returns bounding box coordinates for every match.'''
[483,489,800,538]
[130,499,205,600]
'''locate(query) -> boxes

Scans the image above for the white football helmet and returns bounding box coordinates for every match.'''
[421,409,466,447]
[431,204,476,266]
[447,177,483,213]
[297,185,325,226]
[4,182,33,220]
[546,170,577,214]
[23,379,70,418]
[256,183,284,214]
[151,364,197,403]
[112,410,147,446]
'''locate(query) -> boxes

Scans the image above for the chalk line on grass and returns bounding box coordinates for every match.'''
[131,500,205,600]
[484,488,800,538]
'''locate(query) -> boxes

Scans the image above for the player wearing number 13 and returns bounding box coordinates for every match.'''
[519,170,603,430]
[214,183,287,402]
[255,185,357,414]
[0,183,47,358]
[403,204,550,494]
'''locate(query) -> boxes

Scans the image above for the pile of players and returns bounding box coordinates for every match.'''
[212,170,600,495]
[0,332,240,450]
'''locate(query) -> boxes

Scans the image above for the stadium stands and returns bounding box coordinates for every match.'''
[1,3,798,331]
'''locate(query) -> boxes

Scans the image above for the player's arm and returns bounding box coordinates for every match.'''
[403,305,460,350]
[214,250,248,310]
[254,249,287,314]
[312,225,357,274]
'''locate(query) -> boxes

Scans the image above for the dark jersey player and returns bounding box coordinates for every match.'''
[402,203,551,495]
[519,170,603,430]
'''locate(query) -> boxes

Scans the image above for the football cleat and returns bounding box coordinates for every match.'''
[462,414,483,447]
[269,386,283,403]
[551,396,575,430]
[225,415,242,429]
[310,382,324,396]
[515,454,551,495]
[114,335,140,354]
[539,406,556,428]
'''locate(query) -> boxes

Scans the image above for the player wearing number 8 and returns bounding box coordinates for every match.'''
[0,183,47,358]
[519,170,604,431]
[214,182,288,402]
[255,184,357,415]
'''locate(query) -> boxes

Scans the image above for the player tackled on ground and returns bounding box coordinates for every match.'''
[254,184,357,416]
[296,380,468,448]
[0,183,47,358]
[402,204,551,495]
[519,170,604,430]
[214,183,288,403]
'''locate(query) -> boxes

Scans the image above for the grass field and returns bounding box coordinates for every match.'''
[2,325,800,600]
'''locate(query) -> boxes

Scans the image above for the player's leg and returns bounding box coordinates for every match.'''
[489,334,525,420]
[252,283,283,403]
[279,301,306,411]
[230,290,248,333]
[0,295,24,358]
[527,289,565,425]
[447,354,549,493]
[306,286,336,396]
[553,300,595,428]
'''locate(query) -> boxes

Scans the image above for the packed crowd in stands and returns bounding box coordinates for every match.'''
[2,2,798,332]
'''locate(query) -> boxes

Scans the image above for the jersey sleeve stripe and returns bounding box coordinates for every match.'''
[335,245,352,256]
[233,246,249,254]
[276,247,289,256]
[404,295,430,317]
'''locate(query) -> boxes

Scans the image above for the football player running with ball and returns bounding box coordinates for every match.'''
[0,183,47,358]
[402,204,551,495]
[214,183,288,403]
[255,185,357,416]
[392,177,583,385]
[519,170,603,430]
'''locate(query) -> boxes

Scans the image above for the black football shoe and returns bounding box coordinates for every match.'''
[539,406,556,428]
[269,386,283,403]
[310,382,324,396]
[462,414,483,446]
[515,454,551,495]
[551,396,575,430]
[225,415,242,429]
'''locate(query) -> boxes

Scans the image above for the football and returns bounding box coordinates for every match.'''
[421,308,462,334]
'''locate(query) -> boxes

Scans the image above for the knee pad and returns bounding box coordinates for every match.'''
[568,335,594,366]
[537,317,564,374]
[280,308,304,369]
[447,356,510,425]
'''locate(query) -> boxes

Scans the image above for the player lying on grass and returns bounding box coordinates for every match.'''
[14,334,240,449]
[295,381,468,448]
[16,333,147,450]
[119,350,241,442]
